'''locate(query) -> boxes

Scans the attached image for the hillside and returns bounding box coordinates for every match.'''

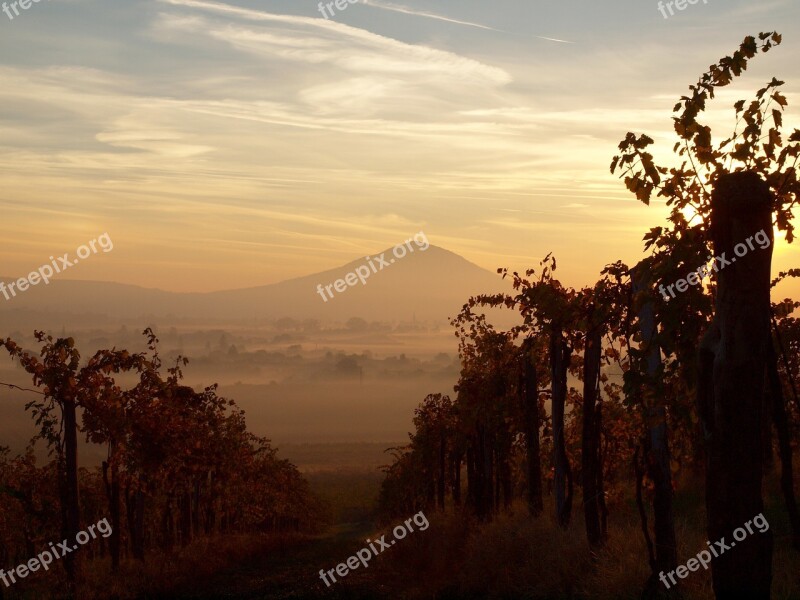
[0,246,506,328]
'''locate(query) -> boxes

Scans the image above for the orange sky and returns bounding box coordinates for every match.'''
[1,0,799,297]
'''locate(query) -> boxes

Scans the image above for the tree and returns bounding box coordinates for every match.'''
[630,264,679,596]
[1,328,326,590]
[612,31,798,598]
[451,308,519,520]
[411,394,455,511]
[520,336,545,516]
[2,334,86,588]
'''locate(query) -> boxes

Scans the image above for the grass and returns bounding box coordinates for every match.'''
[7,469,800,599]
[372,478,800,599]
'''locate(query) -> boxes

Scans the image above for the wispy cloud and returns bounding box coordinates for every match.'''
[533,35,575,44]
[362,0,575,42]
[362,0,502,32]
[157,0,511,85]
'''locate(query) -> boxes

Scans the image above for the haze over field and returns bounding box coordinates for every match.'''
[0,244,515,458]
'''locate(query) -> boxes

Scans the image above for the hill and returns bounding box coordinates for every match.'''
[0,245,506,328]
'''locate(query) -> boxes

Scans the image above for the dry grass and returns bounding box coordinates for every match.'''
[6,472,800,599]
[377,488,800,600]
[79,533,305,599]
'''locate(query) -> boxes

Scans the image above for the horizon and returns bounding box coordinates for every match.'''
[0,242,490,293]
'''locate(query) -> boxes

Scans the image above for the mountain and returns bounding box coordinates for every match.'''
[0,246,507,327]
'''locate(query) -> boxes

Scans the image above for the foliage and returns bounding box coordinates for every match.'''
[0,329,326,591]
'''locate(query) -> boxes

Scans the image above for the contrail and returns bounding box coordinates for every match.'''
[361,0,503,31]
[361,0,575,42]
[533,35,574,44]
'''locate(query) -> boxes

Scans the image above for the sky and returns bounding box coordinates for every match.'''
[1,0,799,294]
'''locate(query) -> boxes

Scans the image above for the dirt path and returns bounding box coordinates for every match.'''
[169,522,388,600]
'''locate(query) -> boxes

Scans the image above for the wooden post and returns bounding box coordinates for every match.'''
[699,170,773,599]
[551,326,573,527]
[522,337,543,516]
[631,262,678,593]
[582,326,603,546]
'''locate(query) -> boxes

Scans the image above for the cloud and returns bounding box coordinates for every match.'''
[532,35,575,44]
[156,0,511,85]
[361,0,503,32]
[361,0,575,42]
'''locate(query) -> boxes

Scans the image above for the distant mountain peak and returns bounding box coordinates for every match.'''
[0,247,507,326]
